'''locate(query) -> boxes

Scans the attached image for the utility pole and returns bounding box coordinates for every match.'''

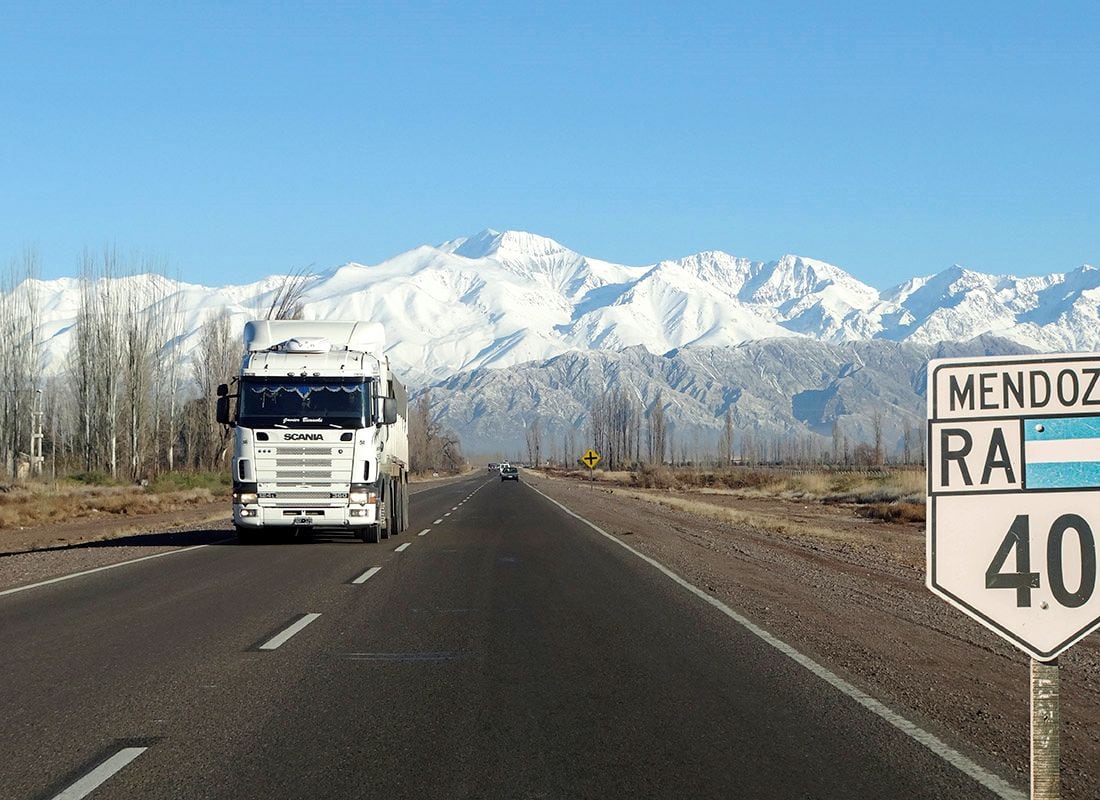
[30,389,44,477]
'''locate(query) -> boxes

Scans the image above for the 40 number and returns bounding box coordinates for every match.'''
[986,514,1097,608]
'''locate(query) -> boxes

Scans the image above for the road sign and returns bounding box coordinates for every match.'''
[581,449,601,469]
[928,353,1100,661]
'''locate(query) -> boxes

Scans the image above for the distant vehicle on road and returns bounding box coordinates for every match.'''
[500,465,519,481]
[488,462,498,471]
[217,320,409,545]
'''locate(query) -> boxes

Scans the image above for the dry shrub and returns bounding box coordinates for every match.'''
[859,501,926,524]
[632,465,678,489]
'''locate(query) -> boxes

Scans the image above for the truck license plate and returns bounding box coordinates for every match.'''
[293,517,314,525]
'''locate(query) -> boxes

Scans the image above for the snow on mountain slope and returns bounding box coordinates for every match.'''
[881,264,1100,349]
[8,229,1100,389]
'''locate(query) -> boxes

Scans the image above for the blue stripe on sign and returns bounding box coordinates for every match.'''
[1025,417,1100,441]
[1027,461,1100,489]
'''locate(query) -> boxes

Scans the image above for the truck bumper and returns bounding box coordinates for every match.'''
[233,503,377,529]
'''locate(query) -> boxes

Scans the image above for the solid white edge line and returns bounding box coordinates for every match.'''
[0,544,213,599]
[394,542,411,552]
[523,481,1025,800]
[351,566,382,585]
[51,746,148,800]
[259,613,321,651]
[433,518,443,524]
[417,529,430,536]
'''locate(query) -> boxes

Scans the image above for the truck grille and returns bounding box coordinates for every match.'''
[273,446,344,456]
[274,470,334,480]
[274,458,335,467]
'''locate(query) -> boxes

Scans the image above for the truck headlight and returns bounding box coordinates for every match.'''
[349,483,376,505]
[234,492,258,505]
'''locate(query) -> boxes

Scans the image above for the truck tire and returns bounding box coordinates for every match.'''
[236,525,259,545]
[360,525,380,544]
[380,479,392,539]
[401,476,410,533]
[389,479,401,536]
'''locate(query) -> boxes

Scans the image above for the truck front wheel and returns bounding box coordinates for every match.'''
[360,525,380,544]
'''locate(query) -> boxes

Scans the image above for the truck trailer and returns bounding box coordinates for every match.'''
[217,320,409,544]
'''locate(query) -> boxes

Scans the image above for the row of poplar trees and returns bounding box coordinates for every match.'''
[0,248,240,482]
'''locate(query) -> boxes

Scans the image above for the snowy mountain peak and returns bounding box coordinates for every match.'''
[452,229,571,260]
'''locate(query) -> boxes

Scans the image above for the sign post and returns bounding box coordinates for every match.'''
[927,353,1100,799]
[1031,658,1060,800]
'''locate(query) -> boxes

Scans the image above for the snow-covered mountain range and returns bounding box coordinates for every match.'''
[18,228,1100,390]
[11,229,1100,454]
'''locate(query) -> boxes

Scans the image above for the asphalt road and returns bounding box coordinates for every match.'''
[0,473,1016,799]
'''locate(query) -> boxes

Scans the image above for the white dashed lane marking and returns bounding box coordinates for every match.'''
[49,746,148,800]
[351,567,381,585]
[258,613,321,651]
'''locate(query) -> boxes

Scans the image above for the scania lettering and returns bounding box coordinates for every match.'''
[217,320,410,544]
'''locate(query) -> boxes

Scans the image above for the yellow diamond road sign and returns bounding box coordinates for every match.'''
[581,449,601,469]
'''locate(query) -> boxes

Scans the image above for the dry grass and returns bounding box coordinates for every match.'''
[630,464,924,502]
[544,464,927,525]
[0,475,230,529]
[606,486,882,546]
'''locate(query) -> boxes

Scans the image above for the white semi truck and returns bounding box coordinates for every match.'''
[216,320,409,544]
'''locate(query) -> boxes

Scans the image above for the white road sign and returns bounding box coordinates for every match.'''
[928,353,1100,661]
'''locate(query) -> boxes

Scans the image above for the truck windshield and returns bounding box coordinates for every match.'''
[237,377,372,428]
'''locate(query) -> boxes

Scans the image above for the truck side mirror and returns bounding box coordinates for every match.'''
[382,397,398,425]
[217,383,230,398]
[216,395,234,426]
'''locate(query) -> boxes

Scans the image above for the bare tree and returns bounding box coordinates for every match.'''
[0,248,43,479]
[146,274,186,472]
[70,247,127,475]
[265,269,314,321]
[190,309,239,469]
[647,389,667,465]
[872,410,884,466]
[525,416,542,466]
[718,408,734,466]
[408,391,464,473]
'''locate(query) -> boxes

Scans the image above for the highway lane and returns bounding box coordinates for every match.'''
[0,472,1017,799]
[0,474,486,800]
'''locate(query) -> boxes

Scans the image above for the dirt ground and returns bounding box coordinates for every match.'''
[523,471,1100,800]
[0,501,231,557]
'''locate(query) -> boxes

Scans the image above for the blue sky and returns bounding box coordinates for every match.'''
[2,1,1098,288]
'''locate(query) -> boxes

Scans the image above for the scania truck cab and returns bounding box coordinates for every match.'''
[217,320,409,544]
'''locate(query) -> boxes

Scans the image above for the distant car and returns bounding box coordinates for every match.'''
[500,465,519,481]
